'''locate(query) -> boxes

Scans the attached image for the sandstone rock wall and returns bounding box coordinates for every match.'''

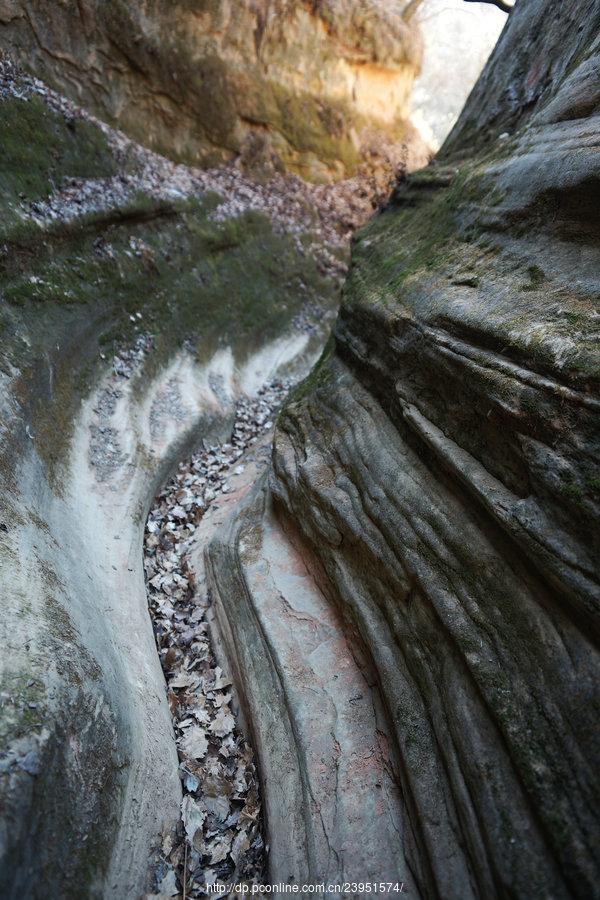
[209,0,600,895]
[0,64,340,897]
[0,0,429,181]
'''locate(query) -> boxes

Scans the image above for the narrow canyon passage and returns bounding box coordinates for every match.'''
[2,2,600,898]
[143,382,290,894]
[141,366,418,894]
[142,372,411,894]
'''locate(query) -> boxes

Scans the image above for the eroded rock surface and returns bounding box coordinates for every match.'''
[209,1,600,895]
[0,0,429,181]
[206,481,408,889]
[0,61,340,899]
[144,382,296,894]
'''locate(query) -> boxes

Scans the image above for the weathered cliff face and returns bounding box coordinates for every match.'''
[0,0,429,182]
[208,0,600,895]
[0,59,343,898]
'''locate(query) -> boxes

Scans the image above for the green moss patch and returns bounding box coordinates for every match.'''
[520,264,546,292]
[344,166,477,312]
[0,95,116,242]
[282,332,335,412]
[0,85,339,491]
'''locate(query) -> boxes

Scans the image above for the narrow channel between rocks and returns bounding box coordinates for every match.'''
[144,380,293,897]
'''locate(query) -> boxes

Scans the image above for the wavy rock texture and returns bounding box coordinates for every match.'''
[209,0,600,895]
[0,0,429,181]
[0,70,339,898]
[206,480,408,887]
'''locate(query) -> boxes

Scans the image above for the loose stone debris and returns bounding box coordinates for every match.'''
[88,334,155,480]
[144,380,291,898]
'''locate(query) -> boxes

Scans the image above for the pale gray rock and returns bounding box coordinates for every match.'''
[0,64,338,898]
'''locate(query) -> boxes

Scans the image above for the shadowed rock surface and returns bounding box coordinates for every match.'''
[208,0,600,895]
[0,63,341,898]
[0,0,429,181]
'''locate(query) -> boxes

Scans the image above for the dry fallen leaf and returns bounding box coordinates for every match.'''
[181,794,206,846]
[169,672,197,690]
[183,771,200,792]
[193,707,211,726]
[231,829,250,864]
[202,794,230,822]
[209,832,233,865]
[180,726,209,760]
[212,667,232,690]
[213,690,232,708]
[210,707,235,738]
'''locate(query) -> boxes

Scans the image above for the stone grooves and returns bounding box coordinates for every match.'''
[143,380,291,897]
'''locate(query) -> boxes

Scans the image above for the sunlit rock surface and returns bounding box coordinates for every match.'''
[0,0,430,181]
[209,0,600,894]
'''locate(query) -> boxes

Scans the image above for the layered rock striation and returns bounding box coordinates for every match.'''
[208,0,600,895]
[0,62,340,898]
[0,0,429,181]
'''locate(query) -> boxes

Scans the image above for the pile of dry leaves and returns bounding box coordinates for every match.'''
[144,380,290,898]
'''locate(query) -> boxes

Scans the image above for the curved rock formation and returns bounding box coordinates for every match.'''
[206,481,408,887]
[0,64,339,898]
[0,0,429,181]
[208,0,600,895]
